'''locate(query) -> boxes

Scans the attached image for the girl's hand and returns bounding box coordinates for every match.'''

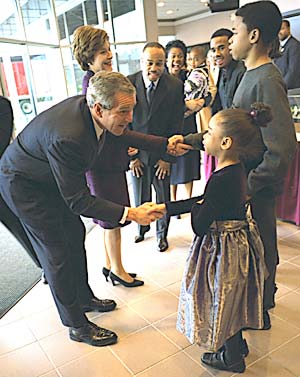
[128,147,138,157]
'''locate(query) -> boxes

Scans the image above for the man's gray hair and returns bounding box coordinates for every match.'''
[86,71,136,109]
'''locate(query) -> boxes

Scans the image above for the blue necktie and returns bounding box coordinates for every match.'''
[146,81,155,105]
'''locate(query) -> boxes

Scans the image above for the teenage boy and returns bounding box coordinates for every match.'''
[230,1,296,329]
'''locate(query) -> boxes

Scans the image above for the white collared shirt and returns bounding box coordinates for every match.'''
[92,117,104,140]
[142,74,159,90]
[280,35,291,48]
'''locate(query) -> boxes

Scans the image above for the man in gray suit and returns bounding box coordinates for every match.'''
[128,42,185,252]
[274,19,300,89]
[0,72,173,347]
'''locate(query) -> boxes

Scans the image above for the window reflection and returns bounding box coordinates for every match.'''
[20,0,58,44]
[0,0,150,130]
[0,0,24,39]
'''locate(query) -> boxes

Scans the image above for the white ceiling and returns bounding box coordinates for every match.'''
[156,0,209,21]
[156,0,300,21]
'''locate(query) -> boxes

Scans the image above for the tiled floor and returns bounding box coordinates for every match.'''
[1,182,300,376]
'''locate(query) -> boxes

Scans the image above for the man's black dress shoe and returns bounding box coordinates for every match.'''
[157,238,168,252]
[201,350,245,373]
[134,225,150,243]
[82,297,116,313]
[69,321,117,347]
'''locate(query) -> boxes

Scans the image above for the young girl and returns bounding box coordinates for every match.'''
[161,103,271,373]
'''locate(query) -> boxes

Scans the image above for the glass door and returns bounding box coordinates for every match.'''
[0,43,35,133]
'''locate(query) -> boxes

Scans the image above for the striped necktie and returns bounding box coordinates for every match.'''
[146,81,155,105]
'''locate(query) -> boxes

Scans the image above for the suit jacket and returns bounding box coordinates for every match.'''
[0,96,13,157]
[0,95,167,225]
[128,71,184,166]
[212,60,245,114]
[274,36,300,89]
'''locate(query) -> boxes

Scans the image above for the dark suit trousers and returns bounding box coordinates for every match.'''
[0,194,41,267]
[131,165,170,239]
[0,174,94,328]
[251,191,278,311]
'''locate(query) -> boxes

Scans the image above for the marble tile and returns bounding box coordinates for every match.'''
[58,347,132,377]
[0,342,53,377]
[136,350,211,377]
[111,326,179,374]
[39,329,95,368]
[276,261,300,290]
[129,290,179,323]
[154,313,191,349]
[269,334,300,376]
[0,319,36,355]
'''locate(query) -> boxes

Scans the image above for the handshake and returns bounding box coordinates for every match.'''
[126,202,168,226]
[166,135,193,156]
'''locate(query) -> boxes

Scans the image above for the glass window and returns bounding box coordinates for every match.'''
[85,0,98,25]
[61,47,85,96]
[57,14,66,40]
[0,0,25,39]
[103,0,146,43]
[66,4,84,38]
[27,46,67,114]
[0,43,35,133]
[114,43,144,76]
[20,0,58,44]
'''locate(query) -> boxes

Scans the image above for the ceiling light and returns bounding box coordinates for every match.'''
[200,0,207,2]
[166,9,174,14]
[157,1,165,7]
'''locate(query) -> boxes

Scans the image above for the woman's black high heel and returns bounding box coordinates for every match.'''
[102,267,137,281]
[109,271,144,288]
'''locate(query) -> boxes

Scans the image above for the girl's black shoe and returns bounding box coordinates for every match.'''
[201,350,245,373]
[218,338,249,357]
[109,271,144,288]
[102,267,136,281]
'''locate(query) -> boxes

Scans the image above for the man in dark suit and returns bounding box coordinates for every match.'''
[0,72,171,347]
[274,19,300,89]
[128,42,185,252]
[0,96,40,268]
[210,28,245,114]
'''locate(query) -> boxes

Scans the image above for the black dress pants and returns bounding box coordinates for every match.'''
[131,164,170,240]
[251,190,278,311]
[0,194,40,267]
[0,175,94,328]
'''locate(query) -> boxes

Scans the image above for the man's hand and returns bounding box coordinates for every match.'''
[129,158,144,178]
[167,134,193,156]
[126,202,165,225]
[154,159,170,180]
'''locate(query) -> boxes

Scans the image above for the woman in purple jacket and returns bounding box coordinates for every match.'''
[73,26,143,287]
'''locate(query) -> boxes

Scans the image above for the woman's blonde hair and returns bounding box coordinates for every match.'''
[73,26,109,71]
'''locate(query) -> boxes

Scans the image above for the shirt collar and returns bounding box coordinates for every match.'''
[92,117,105,140]
[280,35,291,47]
[142,73,159,89]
